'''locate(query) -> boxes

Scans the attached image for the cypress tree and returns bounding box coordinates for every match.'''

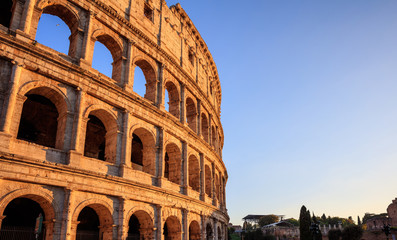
[299,205,312,240]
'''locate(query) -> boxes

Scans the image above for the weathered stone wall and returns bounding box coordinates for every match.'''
[0,0,228,239]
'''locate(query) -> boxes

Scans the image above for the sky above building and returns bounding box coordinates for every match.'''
[164,0,397,225]
[35,0,397,226]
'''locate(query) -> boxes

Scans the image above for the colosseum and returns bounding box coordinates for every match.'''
[0,0,228,239]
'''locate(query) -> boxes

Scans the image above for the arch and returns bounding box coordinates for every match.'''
[34,3,80,58]
[164,142,182,185]
[0,188,57,222]
[215,173,220,201]
[188,154,200,192]
[163,216,181,240]
[201,113,209,142]
[16,86,70,149]
[18,82,71,115]
[131,127,156,175]
[217,226,222,240]
[164,80,180,118]
[186,97,197,133]
[0,189,58,240]
[83,106,119,163]
[72,199,114,240]
[132,58,157,103]
[0,0,14,28]
[127,210,154,240]
[205,165,212,198]
[82,105,120,131]
[91,31,124,82]
[189,220,200,240]
[211,126,217,149]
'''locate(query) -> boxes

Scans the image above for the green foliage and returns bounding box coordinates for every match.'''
[258,215,280,227]
[341,225,363,240]
[263,234,276,240]
[285,218,299,226]
[299,205,312,240]
[328,229,342,240]
[243,229,265,240]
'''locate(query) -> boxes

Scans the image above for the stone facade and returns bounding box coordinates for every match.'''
[0,0,228,239]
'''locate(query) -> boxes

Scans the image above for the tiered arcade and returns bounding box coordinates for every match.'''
[0,0,228,239]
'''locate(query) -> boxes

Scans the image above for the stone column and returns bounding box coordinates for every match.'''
[181,141,188,194]
[200,216,206,240]
[19,0,35,34]
[197,100,201,136]
[1,62,23,134]
[60,188,75,240]
[67,89,86,166]
[122,40,134,92]
[155,205,162,240]
[79,11,94,68]
[155,126,164,186]
[208,114,212,145]
[182,209,188,240]
[120,111,131,170]
[199,153,205,201]
[180,83,186,124]
[213,218,217,240]
[43,219,56,240]
[157,63,165,108]
[100,224,115,240]
[118,197,128,240]
[212,162,216,205]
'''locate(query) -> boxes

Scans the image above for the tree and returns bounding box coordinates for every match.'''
[285,218,299,226]
[321,214,327,222]
[357,216,361,225]
[328,229,342,240]
[258,215,279,227]
[341,225,363,240]
[299,205,311,240]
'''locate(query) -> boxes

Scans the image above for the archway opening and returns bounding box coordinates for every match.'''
[188,155,200,192]
[92,41,113,79]
[164,143,181,185]
[76,207,100,240]
[164,81,180,118]
[36,13,71,55]
[84,115,106,160]
[17,94,59,148]
[0,0,13,28]
[0,197,45,240]
[186,98,197,133]
[205,165,212,198]
[133,60,157,102]
[127,214,140,240]
[164,152,169,179]
[189,221,200,240]
[133,66,146,98]
[201,114,209,142]
[206,223,213,240]
[131,133,143,169]
[163,216,181,240]
[217,226,222,240]
[131,128,155,175]
[164,88,170,112]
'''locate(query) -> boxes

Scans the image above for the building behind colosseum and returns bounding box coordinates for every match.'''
[0,0,228,239]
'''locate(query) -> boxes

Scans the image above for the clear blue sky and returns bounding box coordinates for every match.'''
[36,0,397,225]
[165,0,397,225]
